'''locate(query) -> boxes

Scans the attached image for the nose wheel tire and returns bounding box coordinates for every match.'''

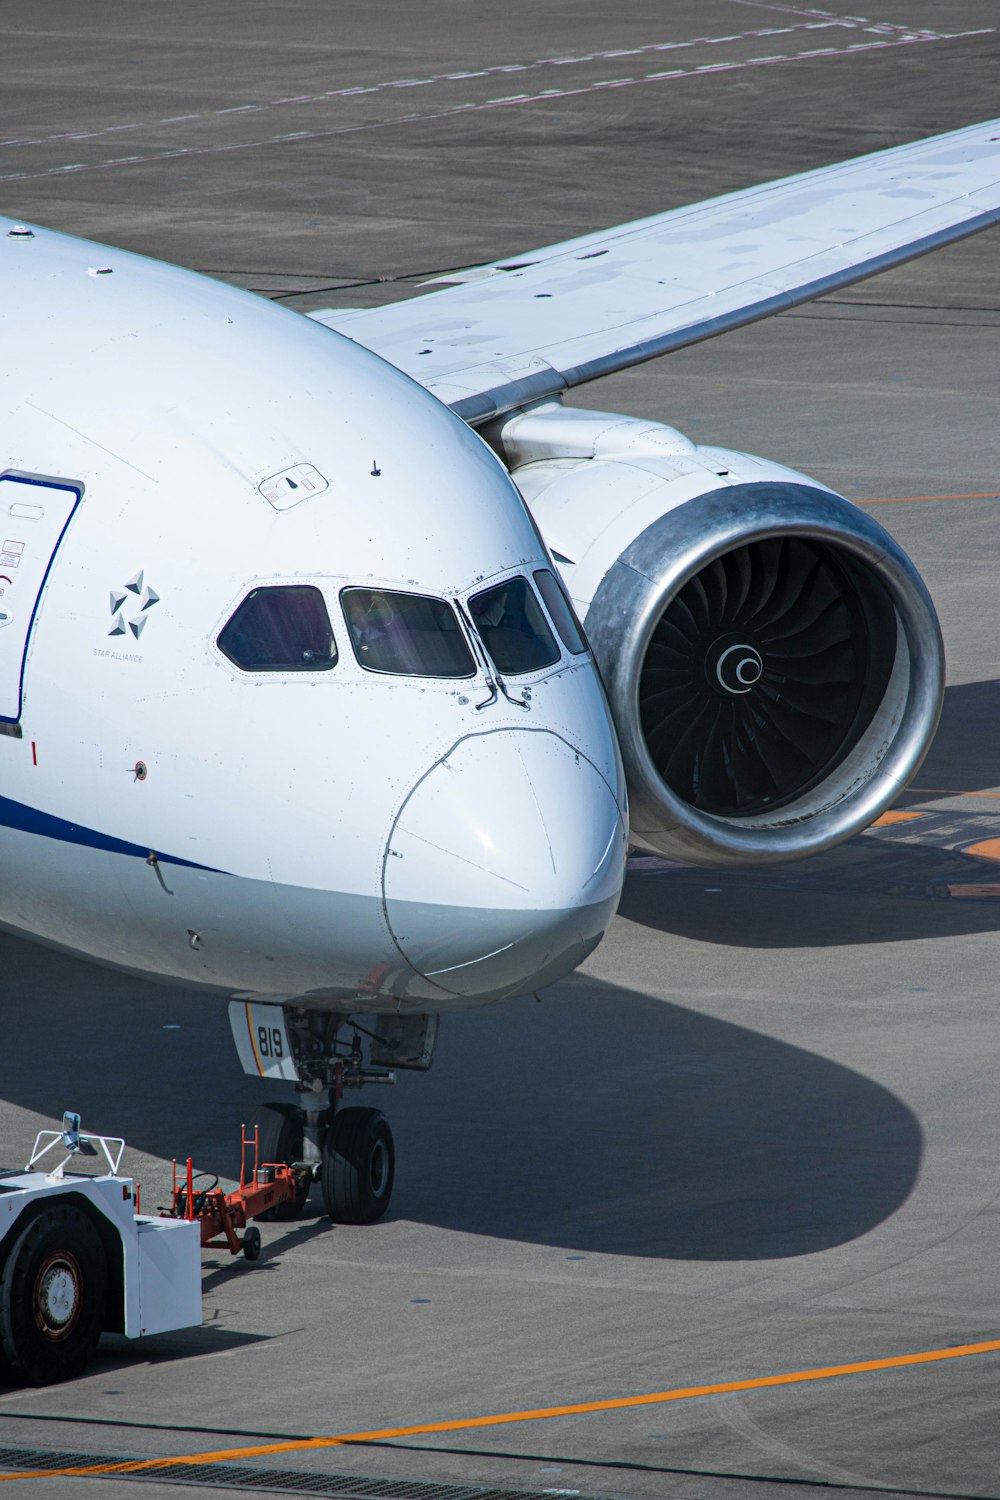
[321,1108,395,1224]
[245,1104,310,1222]
[0,1204,108,1385]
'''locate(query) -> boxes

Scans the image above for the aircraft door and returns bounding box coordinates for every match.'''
[0,474,81,724]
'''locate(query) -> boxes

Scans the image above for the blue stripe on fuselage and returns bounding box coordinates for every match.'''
[0,792,223,872]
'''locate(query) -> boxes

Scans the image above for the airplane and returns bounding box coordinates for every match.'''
[1,116,999,1237]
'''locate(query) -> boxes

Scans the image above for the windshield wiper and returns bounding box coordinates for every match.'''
[456,600,531,711]
[454,601,504,710]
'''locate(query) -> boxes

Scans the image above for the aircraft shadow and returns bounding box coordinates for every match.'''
[0,687,984,1262]
[0,939,920,1262]
[389,974,921,1259]
[623,677,1000,950]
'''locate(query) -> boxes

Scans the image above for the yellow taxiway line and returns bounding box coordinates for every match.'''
[2,1337,999,1483]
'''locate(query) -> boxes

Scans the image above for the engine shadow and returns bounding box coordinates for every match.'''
[0,937,921,1261]
[619,844,1000,949]
[907,677,1000,795]
[622,677,1000,950]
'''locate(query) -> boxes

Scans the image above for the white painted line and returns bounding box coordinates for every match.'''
[4,16,919,152]
[2,27,992,185]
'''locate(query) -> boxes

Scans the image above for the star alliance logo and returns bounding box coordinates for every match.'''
[109,570,160,639]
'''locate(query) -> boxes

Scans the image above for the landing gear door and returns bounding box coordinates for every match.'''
[371,1013,439,1071]
[228,1000,298,1081]
[0,474,82,724]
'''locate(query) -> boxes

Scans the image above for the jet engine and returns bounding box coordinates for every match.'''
[488,401,943,867]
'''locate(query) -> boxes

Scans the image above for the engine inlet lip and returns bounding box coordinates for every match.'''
[584,481,944,865]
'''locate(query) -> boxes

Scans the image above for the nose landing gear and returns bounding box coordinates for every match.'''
[229,1001,434,1227]
[245,1097,396,1225]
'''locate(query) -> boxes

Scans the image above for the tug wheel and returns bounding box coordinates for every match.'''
[246,1104,310,1221]
[242,1226,262,1262]
[321,1108,394,1224]
[0,1204,107,1384]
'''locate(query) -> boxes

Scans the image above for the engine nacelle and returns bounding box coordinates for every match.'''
[488,401,943,867]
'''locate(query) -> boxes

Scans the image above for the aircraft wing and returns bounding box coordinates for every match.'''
[307,118,1000,424]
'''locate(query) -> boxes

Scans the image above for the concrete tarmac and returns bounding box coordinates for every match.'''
[2,2,1000,1496]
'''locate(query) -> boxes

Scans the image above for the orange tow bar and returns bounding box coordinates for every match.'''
[168,1125,310,1260]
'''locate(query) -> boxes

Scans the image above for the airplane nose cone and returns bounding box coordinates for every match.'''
[383,729,626,1000]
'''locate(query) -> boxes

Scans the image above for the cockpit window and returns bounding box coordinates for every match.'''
[217,585,337,672]
[533,568,587,655]
[341,588,475,678]
[469,575,560,676]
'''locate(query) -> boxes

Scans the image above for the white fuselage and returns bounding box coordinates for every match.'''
[0,222,627,1007]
